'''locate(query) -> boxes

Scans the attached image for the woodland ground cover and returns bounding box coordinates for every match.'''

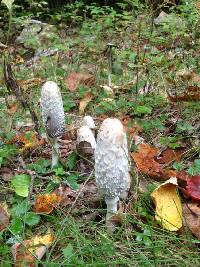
[0,0,200,266]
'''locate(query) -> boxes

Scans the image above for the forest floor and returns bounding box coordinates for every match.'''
[0,2,200,266]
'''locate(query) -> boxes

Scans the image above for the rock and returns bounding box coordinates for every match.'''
[16,19,58,49]
[154,11,168,25]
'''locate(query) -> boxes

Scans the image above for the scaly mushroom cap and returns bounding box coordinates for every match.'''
[81,116,96,129]
[41,81,65,138]
[95,118,130,199]
[77,125,96,150]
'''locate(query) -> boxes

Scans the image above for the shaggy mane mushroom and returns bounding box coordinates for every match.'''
[95,118,130,228]
[41,81,65,168]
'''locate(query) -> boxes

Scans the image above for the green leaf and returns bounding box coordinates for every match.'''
[11,200,30,217]
[135,106,152,115]
[67,173,80,190]
[187,159,200,176]
[62,244,73,259]
[11,174,30,197]
[66,152,77,171]
[25,212,40,226]
[1,0,14,10]
[10,218,23,234]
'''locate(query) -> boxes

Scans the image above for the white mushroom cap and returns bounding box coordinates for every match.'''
[77,125,96,150]
[41,81,65,138]
[95,118,130,199]
[81,116,96,129]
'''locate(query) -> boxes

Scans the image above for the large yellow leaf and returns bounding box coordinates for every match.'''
[151,177,182,231]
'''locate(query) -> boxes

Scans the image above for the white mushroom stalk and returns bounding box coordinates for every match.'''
[41,81,65,168]
[95,118,130,224]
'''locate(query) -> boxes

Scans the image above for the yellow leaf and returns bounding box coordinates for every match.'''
[79,92,93,115]
[151,177,182,231]
[33,233,54,247]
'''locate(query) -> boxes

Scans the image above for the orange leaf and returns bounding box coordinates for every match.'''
[131,143,177,180]
[65,72,95,92]
[33,193,62,214]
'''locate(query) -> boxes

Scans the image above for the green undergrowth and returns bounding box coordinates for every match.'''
[0,0,200,266]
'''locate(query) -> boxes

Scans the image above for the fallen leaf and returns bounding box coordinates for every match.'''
[53,183,76,207]
[7,132,45,151]
[79,92,93,115]
[7,103,18,115]
[186,176,200,201]
[151,177,182,231]
[183,202,200,239]
[156,148,185,164]
[33,193,62,214]
[131,143,176,180]
[0,203,10,231]
[12,232,54,267]
[168,86,200,102]
[65,72,95,92]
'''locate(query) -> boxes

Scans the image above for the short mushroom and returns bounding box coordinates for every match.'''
[77,116,96,164]
[41,81,65,168]
[95,118,130,227]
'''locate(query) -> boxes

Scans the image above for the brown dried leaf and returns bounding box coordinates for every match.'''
[131,143,177,180]
[156,148,185,164]
[183,202,200,239]
[0,203,10,231]
[65,72,96,92]
[53,183,76,207]
[7,103,18,115]
[79,92,93,115]
[168,86,200,102]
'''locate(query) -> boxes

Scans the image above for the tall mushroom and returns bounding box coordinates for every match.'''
[95,118,130,226]
[41,81,65,168]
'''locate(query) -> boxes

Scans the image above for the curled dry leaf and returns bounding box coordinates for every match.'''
[12,232,54,267]
[186,176,200,201]
[151,177,182,231]
[183,202,200,239]
[33,193,62,214]
[79,92,94,115]
[168,86,200,102]
[131,143,176,180]
[65,72,96,92]
[0,203,10,231]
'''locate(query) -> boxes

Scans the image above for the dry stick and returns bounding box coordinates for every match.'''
[46,169,94,264]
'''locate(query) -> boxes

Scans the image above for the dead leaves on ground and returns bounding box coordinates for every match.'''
[12,232,54,267]
[131,143,177,181]
[33,184,76,214]
[183,202,200,239]
[6,131,45,151]
[65,72,96,92]
[168,86,200,102]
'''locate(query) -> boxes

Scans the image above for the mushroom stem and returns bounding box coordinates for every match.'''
[105,196,119,214]
[51,138,59,168]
